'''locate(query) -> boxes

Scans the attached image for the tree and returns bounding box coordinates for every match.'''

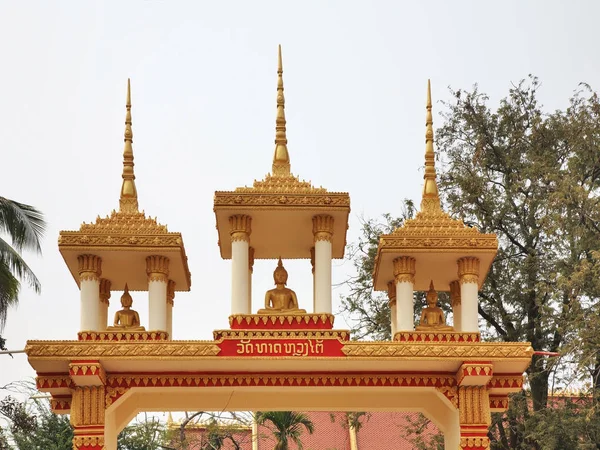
[255,411,314,450]
[117,413,166,450]
[340,77,600,448]
[0,197,45,341]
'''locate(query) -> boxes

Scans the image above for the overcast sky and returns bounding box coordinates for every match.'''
[1,1,599,392]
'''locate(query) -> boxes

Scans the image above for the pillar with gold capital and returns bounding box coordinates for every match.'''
[394,256,416,332]
[387,280,397,337]
[458,386,491,449]
[99,279,111,330]
[313,215,334,314]
[458,257,480,332]
[77,255,102,332]
[146,255,169,331]
[167,280,175,339]
[230,215,252,315]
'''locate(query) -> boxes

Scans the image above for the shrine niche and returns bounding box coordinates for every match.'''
[25,48,532,450]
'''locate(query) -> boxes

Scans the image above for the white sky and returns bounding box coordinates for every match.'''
[1,1,599,392]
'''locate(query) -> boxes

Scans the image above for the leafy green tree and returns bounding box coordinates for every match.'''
[0,197,45,343]
[340,78,600,448]
[117,413,166,450]
[255,411,314,450]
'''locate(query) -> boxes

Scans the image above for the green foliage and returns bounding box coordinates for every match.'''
[117,414,166,450]
[255,411,314,450]
[400,413,444,450]
[0,395,72,450]
[0,197,45,332]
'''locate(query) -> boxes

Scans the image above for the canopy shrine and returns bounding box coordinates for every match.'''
[25,47,532,450]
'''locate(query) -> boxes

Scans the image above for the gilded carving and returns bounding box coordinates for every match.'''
[393,256,416,284]
[458,386,490,426]
[229,313,335,327]
[72,435,105,449]
[458,257,480,284]
[70,386,105,427]
[450,280,461,306]
[77,331,169,341]
[99,279,111,304]
[213,329,349,340]
[312,215,334,242]
[229,214,252,242]
[387,281,396,306]
[77,255,102,281]
[146,255,169,282]
[393,332,480,343]
[459,437,490,448]
[167,280,176,306]
[341,342,534,359]
[50,396,71,413]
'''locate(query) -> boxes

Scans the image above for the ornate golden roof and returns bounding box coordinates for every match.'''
[372,81,497,291]
[59,80,191,290]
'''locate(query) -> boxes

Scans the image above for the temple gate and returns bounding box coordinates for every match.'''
[25,47,532,450]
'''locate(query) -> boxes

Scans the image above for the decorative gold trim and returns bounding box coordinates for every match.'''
[146,255,170,282]
[72,435,105,448]
[393,331,480,343]
[458,257,480,284]
[99,279,111,304]
[459,437,490,448]
[78,331,169,341]
[229,214,252,242]
[393,256,416,284]
[70,386,105,426]
[50,396,71,413]
[213,329,349,340]
[214,191,350,208]
[69,362,107,386]
[229,313,335,327]
[312,215,334,242]
[341,342,533,359]
[26,341,221,358]
[78,255,102,280]
[456,363,493,386]
[450,280,461,306]
[387,281,396,306]
[459,386,491,426]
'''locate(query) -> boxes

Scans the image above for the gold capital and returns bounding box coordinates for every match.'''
[420,79,442,213]
[229,215,252,242]
[457,257,480,284]
[393,256,416,284]
[450,279,461,306]
[146,255,170,282]
[99,279,111,304]
[387,280,397,306]
[77,255,102,281]
[312,215,334,242]
[70,386,105,427]
[119,79,139,213]
[167,280,176,305]
[458,386,491,426]
[272,44,291,176]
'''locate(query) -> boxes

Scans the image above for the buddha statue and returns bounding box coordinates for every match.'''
[257,258,306,315]
[415,281,453,331]
[107,284,145,331]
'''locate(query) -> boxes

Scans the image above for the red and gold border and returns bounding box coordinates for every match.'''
[229,314,335,330]
[78,331,169,341]
[394,331,480,343]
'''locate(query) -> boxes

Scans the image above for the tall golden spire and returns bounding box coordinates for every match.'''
[272,44,291,176]
[420,79,441,212]
[119,78,139,213]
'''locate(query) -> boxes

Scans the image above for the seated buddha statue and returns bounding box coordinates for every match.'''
[107,284,145,331]
[415,280,453,331]
[257,258,306,315]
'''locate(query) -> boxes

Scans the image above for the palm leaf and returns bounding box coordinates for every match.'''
[0,197,45,253]
[0,259,20,329]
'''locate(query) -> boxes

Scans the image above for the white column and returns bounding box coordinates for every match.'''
[450,280,462,332]
[248,247,254,313]
[230,215,252,315]
[77,255,102,332]
[146,255,169,332]
[394,256,416,331]
[458,257,480,332]
[99,279,111,331]
[167,280,175,339]
[313,215,334,314]
[387,281,397,338]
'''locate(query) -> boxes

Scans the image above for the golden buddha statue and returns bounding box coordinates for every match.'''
[257,258,306,315]
[416,281,453,331]
[107,284,145,331]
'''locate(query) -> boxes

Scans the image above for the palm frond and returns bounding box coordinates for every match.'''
[0,197,45,253]
[0,238,41,293]
[0,259,20,329]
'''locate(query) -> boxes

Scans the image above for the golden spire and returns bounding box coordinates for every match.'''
[119,78,139,213]
[272,44,291,176]
[421,79,441,212]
